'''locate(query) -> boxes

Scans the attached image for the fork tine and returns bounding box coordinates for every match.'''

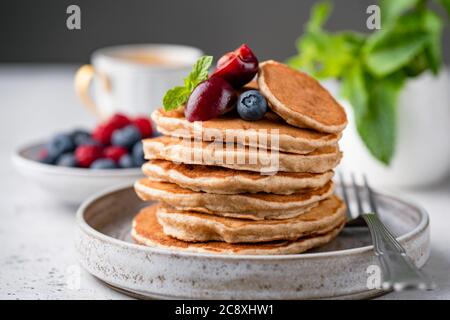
[351,173,364,216]
[338,171,352,219]
[363,174,378,214]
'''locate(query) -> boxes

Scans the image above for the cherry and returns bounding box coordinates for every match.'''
[211,44,259,88]
[185,77,236,122]
[217,52,235,69]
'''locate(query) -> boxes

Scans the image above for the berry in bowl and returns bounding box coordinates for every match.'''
[12,113,154,204]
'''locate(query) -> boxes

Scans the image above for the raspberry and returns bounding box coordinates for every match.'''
[38,148,49,160]
[104,146,128,163]
[132,117,153,138]
[75,145,104,167]
[108,113,131,130]
[92,123,115,145]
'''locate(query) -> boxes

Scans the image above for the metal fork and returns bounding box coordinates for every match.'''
[338,172,435,292]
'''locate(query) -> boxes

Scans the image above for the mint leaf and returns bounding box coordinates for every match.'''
[380,0,421,23]
[287,0,445,165]
[306,1,332,32]
[342,64,405,164]
[403,52,429,76]
[291,30,364,79]
[423,9,443,74]
[341,63,368,118]
[364,11,429,77]
[358,76,404,165]
[288,1,364,79]
[435,0,450,17]
[163,86,190,111]
[365,34,427,77]
[162,55,213,111]
[184,55,213,91]
[356,72,405,165]
[365,8,444,77]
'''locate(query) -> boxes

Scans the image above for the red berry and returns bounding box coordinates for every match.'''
[92,123,115,145]
[75,145,104,167]
[211,44,259,88]
[185,77,236,122]
[108,113,131,130]
[38,148,49,160]
[132,117,153,138]
[104,146,128,163]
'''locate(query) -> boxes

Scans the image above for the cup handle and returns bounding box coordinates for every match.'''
[74,64,110,118]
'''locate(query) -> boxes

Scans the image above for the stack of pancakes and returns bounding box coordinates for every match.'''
[132,60,348,255]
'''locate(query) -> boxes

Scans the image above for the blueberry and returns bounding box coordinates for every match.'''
[47,133,75,158]
[56,153,78,167]
[118,154,135,168]
[237,90,267,121]
[132,141,145,166]
[153,130,162,137]
[39,151,58,165]
[111,125,141,149]
[90,158,117,169]
[71,129,97,146]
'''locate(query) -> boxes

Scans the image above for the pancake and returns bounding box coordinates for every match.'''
[142,160,334,195]
[142,136,342,173]
[151,108,341,155]
[132,204,345,255]
[157,195,346,243]
[258,60,347,133]
[134,178,334,220]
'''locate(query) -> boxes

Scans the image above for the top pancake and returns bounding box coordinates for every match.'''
[152,108,340,155]
[258,60,347,133]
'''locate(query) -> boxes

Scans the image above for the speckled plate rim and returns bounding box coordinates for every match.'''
[97,278,390,300]
[76,183,430,261]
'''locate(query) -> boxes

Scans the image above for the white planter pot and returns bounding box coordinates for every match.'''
[324,68,450,188]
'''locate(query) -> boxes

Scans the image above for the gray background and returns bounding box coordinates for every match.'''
[1,0,448,63]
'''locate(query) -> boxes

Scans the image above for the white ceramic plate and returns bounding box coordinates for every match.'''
[12,142,143,204]
[75,185,430,299]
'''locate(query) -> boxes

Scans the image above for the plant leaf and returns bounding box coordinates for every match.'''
[358,74,405,165]
[163,86,190,111]
[291,31,364,79]
[423,9,443,74]
[162,55,213,111]
[380,0,421,23]
[341,63,369,119]
[364,12,429,77]
[184,55,213,91]
[306,1,332,32]
[365,35,427,77]
[341,64,405,164]
[435,0,450,17]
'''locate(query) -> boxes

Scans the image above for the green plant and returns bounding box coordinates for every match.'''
[287,0,449,164]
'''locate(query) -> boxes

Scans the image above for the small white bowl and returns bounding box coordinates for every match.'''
[12,142,143,204]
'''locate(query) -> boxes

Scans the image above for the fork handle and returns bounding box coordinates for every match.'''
[362,213,435,291]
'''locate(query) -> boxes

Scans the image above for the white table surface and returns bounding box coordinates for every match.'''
[0,65,449,300]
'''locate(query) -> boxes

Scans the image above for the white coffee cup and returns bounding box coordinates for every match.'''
[74,44,203,119]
